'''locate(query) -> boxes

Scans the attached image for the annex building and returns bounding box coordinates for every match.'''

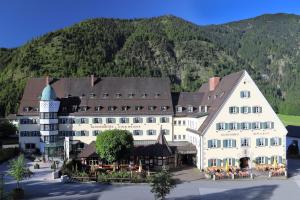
[16,70,287,170]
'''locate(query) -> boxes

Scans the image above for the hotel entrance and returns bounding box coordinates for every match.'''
[239,157,250,169]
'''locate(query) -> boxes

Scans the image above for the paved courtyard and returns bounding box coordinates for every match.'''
[2,159,300,200]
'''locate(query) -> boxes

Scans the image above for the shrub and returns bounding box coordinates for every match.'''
[0,148,19,164]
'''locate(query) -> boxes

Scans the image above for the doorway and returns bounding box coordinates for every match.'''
[239,157,250,169]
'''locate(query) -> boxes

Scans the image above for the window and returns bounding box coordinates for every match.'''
[183,135,186,140]
[40,112,57,119]
[23,107,30,112]
[119,117,129,123]
[216,123,227,130]
[256,157,267,164]
[80,118,89,124]
[208,139,220,148]
[161,106,168,111]
[208,159,221,167]
[174,120,177,125]
[228,122,239,130]
[89,93,95,98]
[270,137,282,146]
[142,93,148,98]
[270,156,283,164]
[147,117,156,123]
[25,143,35,149]
[183,120,186,125]
[41,124,58,131]
[229,106,239,114]
[76,131,89,136]
[174,135,177,140]
[80,106,88,111]
[223,139,236,148]
[106,118,116,123]
[178,120,182,126]
[59,118,69,124]
[93,118,102,124]
[103,93,109,98]
[252,122,260,129]
[176,106,182,112]
[240,91,250,98]
[160,117,169,123]
[147,130,156,135]
[95,106,102,111]
[178,135,181,140]
[187,106,194,112]
[265,121,274,129]
[135,106,143,111]
[93,130,101,136]
[121,106,129,111]
[241,138,250,147]
[115,93,121,98]
[241,122,251,130]
[223,158,235,166]
[108,106,116,111]
[20,131,40,137]
[253,106,262,113]
[241,106,251,114]
[256,138,268,147]
[161,129,170,135]
[133,117,143,123]
[155,93,160,98]
[128,93,134,98]
[148,106,156,111]
[133,130,143,136]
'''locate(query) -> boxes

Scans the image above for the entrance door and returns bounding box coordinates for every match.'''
[239,157,250,169]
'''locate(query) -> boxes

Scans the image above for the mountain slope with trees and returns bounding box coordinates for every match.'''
[0,13,299,116]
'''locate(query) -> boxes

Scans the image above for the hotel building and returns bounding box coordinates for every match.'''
[17,70,287,169]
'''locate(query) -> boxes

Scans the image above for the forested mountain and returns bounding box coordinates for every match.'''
[0,13,300,116]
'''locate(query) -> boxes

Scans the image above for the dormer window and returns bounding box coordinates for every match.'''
[103,93,109,98]
[80,94,85,98]
[148,106,156,111]
[89,93,96,98]
[122,106,129,111]
[115,93,121,98]
[176,106,182,113]
[80,106,88,111]
[155,93,160,98]
[72,105,78,112]
[95,106,103,111]
[135,106,143,111]
[161,106,168,111]
[187,105,194,112]
[208,96,211,100]
[23,107,30,112]
[33,107,39,112]
[142,93,147,98]
[108,106,116,111]
[62,106,67,112]
[128,93,134,98]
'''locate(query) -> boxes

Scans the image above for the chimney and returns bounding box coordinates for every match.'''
[45,76,49,85]
[209,77,220,91]
[91,74,95,87]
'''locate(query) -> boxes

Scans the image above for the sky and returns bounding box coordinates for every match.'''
[1,0,300,48]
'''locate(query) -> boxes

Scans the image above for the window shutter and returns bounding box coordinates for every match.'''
[160,118,163,123]
[241,107,244,113]
[229,107,232,113]
[255,157,259,163]
[208,159,212,167]
[248,107,251,113]
[229,123,233,130]
[223,158,227,167]
[217,159,221,167]
[225,123,229,130]
[232,158,235,166]
[265,138,268,146]
[236,107,239,113]
[271,122,274,129]
[208,140,212,148]
[256,138,259,146]
[252,107,255,113]
[237,123,241,130]
[248,122,252,129]
[216,123,220,130]
[240,91,243,98]
[279,156,282,164]
[259,107,262,113]
[233,140,236,147]
[75,118,80,124]
[270,138,274,146]
[248,91,251,97]
[217,140,221,148]
[270,156,274,164]
[252,122,256,128]
[223,140,227,148]
[279,138,282,145]
[166,118,169,123]
[265,157,269,164]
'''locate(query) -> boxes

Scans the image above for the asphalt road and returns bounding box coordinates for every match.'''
[3,159,300,200]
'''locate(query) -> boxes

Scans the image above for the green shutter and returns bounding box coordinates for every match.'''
[217,140,221,148]
[279,156,282,164]
[265,138,268,146]
[236,107,239,113]
[279,138,282,145]
[225,123,229,130]
[241,107,244,113]
[271,122,274,129]
[223,140,227,148]
[216,123,220,130]
[223,158,227,166]
[233,140,236,147]
[208,159,212,167]
[265,157,269,164]
[208,140,212,148]
[256,138,259,146]
[270,156,274,164]
[237,123,241,130]
[232,158,235,166]
[229,107,232,114]
[270,138,274,146]
[248,106,251,113]
[217,159,221,166]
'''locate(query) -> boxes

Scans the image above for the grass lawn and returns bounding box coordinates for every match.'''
[278,114,300,126]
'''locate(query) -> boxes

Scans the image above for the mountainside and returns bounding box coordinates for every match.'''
[0,13,300,116]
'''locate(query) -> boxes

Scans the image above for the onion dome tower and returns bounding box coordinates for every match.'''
[39,77,60,156]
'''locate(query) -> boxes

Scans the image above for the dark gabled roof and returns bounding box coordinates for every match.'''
[18,77,173,116]
[286,125,300,138]
[78,141,98,158]
[197,70,245,134]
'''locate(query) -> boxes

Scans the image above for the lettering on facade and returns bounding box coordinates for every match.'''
[90,124,141,129]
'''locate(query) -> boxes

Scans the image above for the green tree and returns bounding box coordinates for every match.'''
[95,129,134,171]
[0,120,17,138]
[9,154,27,189]
[149,167,176,200]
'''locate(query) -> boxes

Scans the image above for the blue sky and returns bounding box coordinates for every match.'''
[1,0,300,48]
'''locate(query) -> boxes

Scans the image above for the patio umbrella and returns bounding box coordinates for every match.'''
[225,160,230,172]
[273,158,278,169]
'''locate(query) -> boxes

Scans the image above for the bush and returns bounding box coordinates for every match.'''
[97,171,146,183]
[0,148,19,164]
